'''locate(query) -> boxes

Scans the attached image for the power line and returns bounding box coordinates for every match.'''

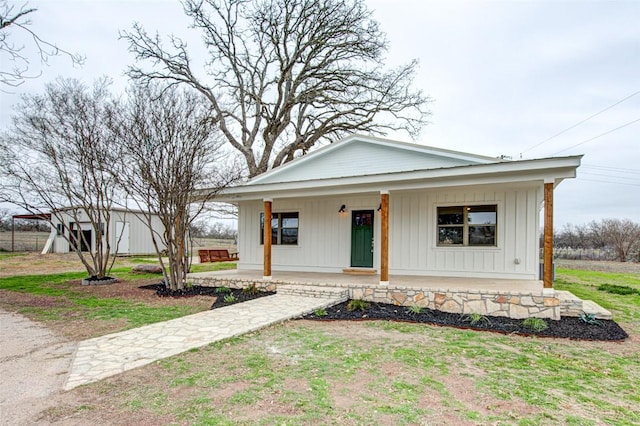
[582,164,640,175]
[550,117,640,155]
[581,171,640,182]
[579,178,640,187]
[520,88,640,157]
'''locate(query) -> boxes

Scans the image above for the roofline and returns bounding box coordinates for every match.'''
[248,134,502,185]
[209,155,582,202]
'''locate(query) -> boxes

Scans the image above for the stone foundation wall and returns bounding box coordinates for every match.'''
[351,286,560,320]
[189,277,561,320]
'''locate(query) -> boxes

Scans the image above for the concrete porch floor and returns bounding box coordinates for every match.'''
[188,269,544,293]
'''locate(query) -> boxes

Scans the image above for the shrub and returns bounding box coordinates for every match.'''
[314,308,328,317]
[223,294,237,303]
[215,286,231,294]
[579,312,602,326]
[597,284,638,295]
[522,317,548,332]
[242,283,260,295]
[347,299,370,312]
[407,305,422,315]
[462,312,491,326]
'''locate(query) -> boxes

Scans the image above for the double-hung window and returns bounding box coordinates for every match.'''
[437,205,497,246]
[260,212,299,245]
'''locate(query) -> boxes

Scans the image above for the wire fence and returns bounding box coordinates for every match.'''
[0,231,52,252]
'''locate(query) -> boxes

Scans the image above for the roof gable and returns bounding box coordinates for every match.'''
[251,135,498,185]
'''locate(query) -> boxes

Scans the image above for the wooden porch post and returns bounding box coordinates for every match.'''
[263,199,272,279]
[380,191,389,285]
[543,181,554,291]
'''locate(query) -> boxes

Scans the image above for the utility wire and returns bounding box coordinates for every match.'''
[551,117,640,155]
[580,178,640,187]
[581,171,640,182]
[582,164,640,174]
[520,88,640,157]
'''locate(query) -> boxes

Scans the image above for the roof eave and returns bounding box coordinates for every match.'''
[211,155,582,202]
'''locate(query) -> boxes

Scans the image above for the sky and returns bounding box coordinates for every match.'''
[1,0,639,228]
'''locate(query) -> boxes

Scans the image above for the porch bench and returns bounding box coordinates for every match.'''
[198,249,238,263]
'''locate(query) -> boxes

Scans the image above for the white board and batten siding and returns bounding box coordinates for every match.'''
[237,183,541,280]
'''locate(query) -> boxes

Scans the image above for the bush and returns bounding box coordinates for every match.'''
[522,317,548,332]
[597,284,639,295]
[462,312,491,326]
[347,299,370,312]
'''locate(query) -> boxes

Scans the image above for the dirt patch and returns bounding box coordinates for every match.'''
[555,259,640,274]
[0,253,89,277]
[0,309,76,426]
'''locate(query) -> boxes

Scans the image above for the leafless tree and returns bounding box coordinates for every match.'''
[121,0,430,178]
[0,77,117,279]
[0,0,83,87]
[109,83,241,291]
[589,218,640,262]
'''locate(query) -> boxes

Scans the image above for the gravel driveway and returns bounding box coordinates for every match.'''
[0,309,76,425]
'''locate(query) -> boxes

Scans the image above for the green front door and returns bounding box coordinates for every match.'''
[351,210,374,268]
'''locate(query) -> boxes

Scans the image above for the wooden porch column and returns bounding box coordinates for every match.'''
[380,191,389,285]
[263,199,272,279]
[543,182,554,291]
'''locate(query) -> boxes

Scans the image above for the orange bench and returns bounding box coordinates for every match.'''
[198,249,238,263]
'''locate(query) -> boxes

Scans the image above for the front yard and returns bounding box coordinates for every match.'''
[0,254,638,425]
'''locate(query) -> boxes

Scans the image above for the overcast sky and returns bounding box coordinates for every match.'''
[1,0,638,227]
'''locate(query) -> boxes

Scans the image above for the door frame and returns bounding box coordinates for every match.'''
[350,210,374,268]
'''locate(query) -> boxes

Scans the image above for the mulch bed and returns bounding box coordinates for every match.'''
[302,301,630,341]
[139,284,628,341]
[138,283,275,309]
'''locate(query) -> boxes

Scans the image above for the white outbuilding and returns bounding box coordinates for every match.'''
[46,207,165,255]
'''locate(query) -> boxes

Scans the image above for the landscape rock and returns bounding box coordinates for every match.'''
[131,264,164,274]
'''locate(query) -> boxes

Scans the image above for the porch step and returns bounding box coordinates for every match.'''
[582,300,613,320]
[556,290,612,320]
[342,268,377,276]
[277,284,349,301]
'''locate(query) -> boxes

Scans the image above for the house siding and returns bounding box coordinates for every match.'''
[237,183,541,279]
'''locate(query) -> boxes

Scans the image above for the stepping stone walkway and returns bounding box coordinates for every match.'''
[64,292,347,390]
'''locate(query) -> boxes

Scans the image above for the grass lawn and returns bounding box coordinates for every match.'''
[1,258,638,425]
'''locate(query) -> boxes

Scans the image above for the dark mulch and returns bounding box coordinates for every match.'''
[138,283,275,309]
[138,284,628,341]
[302,301,629,341]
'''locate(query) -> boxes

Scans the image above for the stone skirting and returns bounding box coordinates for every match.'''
[189,276,561,320]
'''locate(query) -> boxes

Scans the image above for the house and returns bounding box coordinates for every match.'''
[215,135,581,292]
[46,207,165,255]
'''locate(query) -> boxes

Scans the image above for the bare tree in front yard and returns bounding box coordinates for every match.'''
[121,0,430,178]
[589,218,640,262]
[0,77,117,279]
[109,83,240,291]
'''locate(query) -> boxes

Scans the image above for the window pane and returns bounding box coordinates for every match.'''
[469,225,496,246]
[468,205,496,225]
[438,206,464,225]
[281,215,298,228]
[281,228,298,245]
[438,227,463,244]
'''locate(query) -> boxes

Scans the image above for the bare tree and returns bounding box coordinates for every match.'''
[589,218,640,262]
[0,0,83,87]
[0,77,117,279]
[121,0,430,178]
[109,83,240,291]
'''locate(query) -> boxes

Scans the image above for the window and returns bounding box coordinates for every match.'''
[437,205,497,246]
[260,212,299,245]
